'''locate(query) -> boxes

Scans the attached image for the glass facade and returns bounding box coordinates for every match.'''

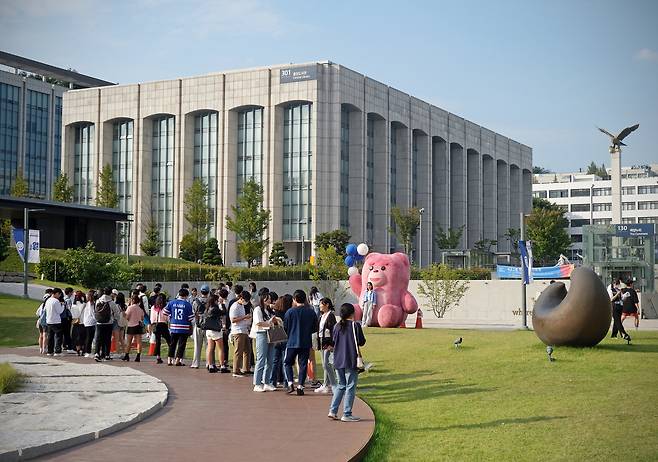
[54,96,62,179]
[412,134,418,206]
[237,108,262,194]
[282,103,312,241]
[0,83,20,195]
[366,117,375,243]
[151,116,175,257]
[340,107,349,229]
[195,111,218,237]
[25,90,49,198]
[390,126,398,249]
[73,123,95,204]
[112,120,133,213]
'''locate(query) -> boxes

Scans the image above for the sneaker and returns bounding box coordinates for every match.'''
[84,353,91,358]
[220,366,230,373]
[296,387,305,396]
[105,356,113,361]
[232,372,245,377]
[263,384,277,392]
[47,353,54,356]
[208,366,218,373]
[310,380,322,388]
[328,413,339,420]
[156,358,163,364]
[341,415,361,422]
[314,385,328,394]
[253,385,265,392]
[53,353,61,357]
[190,364,199,369]
[286,385,296,395]
[94,355,101,362]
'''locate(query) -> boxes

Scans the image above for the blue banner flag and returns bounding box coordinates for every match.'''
[12,227,26,262]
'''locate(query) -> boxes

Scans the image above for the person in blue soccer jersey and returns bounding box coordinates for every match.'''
[163,288,195,366]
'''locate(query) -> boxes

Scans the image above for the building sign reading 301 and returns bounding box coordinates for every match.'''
[280,65,317,84]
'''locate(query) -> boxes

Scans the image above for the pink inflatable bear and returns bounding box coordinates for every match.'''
[348,252,418,328]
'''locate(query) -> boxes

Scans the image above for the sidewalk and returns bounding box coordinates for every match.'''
[0,282,48,301]
[0,353,168,461]
[0,347,375,462]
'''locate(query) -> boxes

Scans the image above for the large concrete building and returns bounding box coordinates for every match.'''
[533,164,658,260]
[0,51,114,199]
[61,61,533,264]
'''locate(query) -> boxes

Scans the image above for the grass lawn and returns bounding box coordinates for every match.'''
[359,328,658,461]
[0,294,39,347]
[1,290,656,461]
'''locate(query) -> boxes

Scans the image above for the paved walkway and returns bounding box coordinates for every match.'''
[0,282,48,300]
[0,353,167,461]
[0,347,375,462]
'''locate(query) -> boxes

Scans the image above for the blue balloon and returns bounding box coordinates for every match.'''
[346,243,358,256]
[355,253,365,261]
[345,256,355,267]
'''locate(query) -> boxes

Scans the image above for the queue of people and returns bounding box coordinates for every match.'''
[35,282,367,422]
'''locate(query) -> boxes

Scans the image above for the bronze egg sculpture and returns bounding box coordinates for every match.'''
[532,267,611,347]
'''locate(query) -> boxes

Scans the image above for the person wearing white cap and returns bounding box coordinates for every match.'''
[190,284,210,368]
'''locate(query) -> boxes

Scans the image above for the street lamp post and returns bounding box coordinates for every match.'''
[520,212,528,329]
[23,208,45,299]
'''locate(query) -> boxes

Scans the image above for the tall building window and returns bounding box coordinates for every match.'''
[237,108,262,194]
[412,135,418,207]
[390,126,398,250]
[533,190,547,198]
[0,83,20,195]
[112,120,133,254]
[593,187,611,196]
[25,90,49,198]
[73,123,94,204]
[340,106,349,229]
[53,96,62,179]
[622,186,636,195]
[283,103,312,241]
[622,202,636,211]
[571,203,590,212]
[366,117,375,243]
[593,203,612,212]
[195,112,218,237]
[151,116,175,257]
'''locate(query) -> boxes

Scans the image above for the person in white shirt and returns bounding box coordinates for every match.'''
[229,291,252,377]
[81,290,98,357]
[45,288,65,356]
[35,289,53,354]
[250,292,281,392]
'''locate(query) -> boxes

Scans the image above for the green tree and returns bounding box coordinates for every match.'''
[202,237,223,266]
[179,179,211,262]
[532,166,550,174]
[417,264,470,318]
[269,241,288,266]
[61,241,135,288]
[504,228,521,254]
[96,164,118,208]
[179,233,201,262]
[389,207,421,255]
[532,197,563,212]
[434,225,465,250]
[225,179,271,267]
[473,238,497,252]
[314,229,351,253]
[11,169,29,197]
[140,217,162,256]
[526,209,571,266]
[0,220,11,263]
[309,246,349,303]
[52,173,74,203]
[586,161,598,175]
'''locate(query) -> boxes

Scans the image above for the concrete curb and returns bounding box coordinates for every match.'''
[0,357,169,461]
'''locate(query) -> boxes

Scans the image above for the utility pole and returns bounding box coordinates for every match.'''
[520,212,528,329]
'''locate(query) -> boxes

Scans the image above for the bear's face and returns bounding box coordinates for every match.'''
[363,252,410,289]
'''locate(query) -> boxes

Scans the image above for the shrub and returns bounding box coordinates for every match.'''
[0,363,22,394]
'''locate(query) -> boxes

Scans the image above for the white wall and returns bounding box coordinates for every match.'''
[142,279,568,327]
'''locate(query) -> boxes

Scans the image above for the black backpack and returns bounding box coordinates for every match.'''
[94,301,112,323]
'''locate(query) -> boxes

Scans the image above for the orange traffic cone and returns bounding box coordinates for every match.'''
[110,336,116,353]
[307,358,315,381]
[415,309,423,329]
[148,333,156,356]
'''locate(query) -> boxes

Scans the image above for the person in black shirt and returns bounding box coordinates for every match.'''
[609,279,629,340]
[621,279,640,329]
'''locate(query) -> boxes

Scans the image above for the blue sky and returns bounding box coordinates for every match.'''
[2,0,656,173]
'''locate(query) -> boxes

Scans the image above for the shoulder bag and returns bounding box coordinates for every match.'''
[267,323,288,345]
[352,321,365,373]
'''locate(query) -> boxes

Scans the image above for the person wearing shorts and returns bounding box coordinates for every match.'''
[621,280,640,329]
[122,294,146,361]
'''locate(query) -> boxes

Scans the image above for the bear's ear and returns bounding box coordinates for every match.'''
[392,252,410,268]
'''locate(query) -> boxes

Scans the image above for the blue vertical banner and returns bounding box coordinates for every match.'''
[519,240,530,285]
[12,227,26,262]
[526,240,534,284]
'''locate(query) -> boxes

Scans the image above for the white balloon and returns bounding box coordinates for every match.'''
[348,266,359,277]
[357,243,369,256]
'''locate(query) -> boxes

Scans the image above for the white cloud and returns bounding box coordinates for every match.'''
[634,48,658,62]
